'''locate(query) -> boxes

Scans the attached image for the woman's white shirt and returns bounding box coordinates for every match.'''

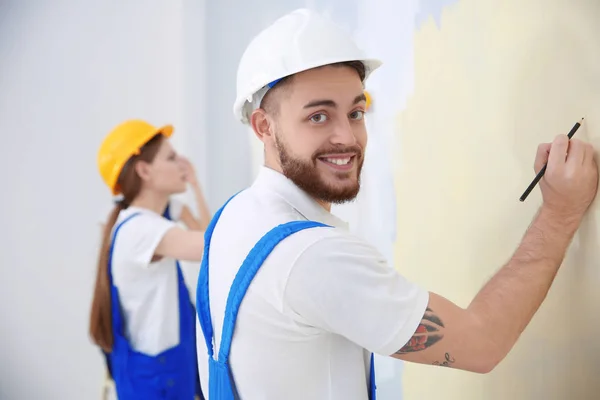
[110,205,183,356]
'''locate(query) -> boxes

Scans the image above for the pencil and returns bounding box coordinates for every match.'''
[519,118,584,202]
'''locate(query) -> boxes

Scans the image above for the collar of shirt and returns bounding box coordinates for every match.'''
[252,166,349,231]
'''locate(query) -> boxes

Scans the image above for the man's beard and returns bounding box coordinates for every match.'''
[275,135,364,204]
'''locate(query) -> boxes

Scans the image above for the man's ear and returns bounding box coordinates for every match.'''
[134,160,151,182]
[250,108,274,144]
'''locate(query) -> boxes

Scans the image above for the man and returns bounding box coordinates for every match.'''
[195,8,598,399]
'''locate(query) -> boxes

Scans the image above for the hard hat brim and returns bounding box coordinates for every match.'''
[157,124,174,138]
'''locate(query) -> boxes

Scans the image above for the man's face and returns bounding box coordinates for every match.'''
[265,65,368,204]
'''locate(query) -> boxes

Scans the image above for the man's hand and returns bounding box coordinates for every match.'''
[536,134,598,224]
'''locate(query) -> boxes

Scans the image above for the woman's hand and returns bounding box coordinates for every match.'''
[177,155,211,231]
[180,156,199,186]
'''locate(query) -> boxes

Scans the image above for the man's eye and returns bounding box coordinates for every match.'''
[310,114,328,124]
[350,110,365,120]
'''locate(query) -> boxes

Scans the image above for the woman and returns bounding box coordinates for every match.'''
[90,119,209,399]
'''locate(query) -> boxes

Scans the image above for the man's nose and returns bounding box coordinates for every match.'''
[330,119,357,146]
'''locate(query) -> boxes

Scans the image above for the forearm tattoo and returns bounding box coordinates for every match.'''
[432,353,455,367]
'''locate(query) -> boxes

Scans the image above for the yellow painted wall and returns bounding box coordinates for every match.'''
[394,0,600,398]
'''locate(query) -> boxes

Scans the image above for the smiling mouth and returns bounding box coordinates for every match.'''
[317,154,356,170]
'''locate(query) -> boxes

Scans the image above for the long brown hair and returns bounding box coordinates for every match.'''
[89,133,165,352]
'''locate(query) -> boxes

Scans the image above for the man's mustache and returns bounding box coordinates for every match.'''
[313,145,363,159]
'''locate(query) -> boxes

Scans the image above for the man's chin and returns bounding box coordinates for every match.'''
[317,163,356,178]
[315,183,361,204]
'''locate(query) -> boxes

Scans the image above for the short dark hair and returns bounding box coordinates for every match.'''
[260,61,366,116]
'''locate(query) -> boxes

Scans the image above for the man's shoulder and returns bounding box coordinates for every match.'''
[259,224,378,276]
[292,228,382,263]
[215,187,303,230]
[211,187,374,260]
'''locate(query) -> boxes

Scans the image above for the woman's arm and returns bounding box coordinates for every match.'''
[155,226,205,262]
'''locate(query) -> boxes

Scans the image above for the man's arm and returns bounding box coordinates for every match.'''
[394,206,578,372]
[394,136,598,373]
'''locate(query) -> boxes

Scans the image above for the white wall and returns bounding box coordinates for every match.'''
[204,0,308,206]
[0,1,417,399]
[0,1,207,398]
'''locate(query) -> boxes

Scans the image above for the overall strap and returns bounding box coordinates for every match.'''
[196,191,242,358]
[108,212,142,336]
[162,203,171,220]
[370,352,376,400]
[194,192,375,399]
[163,203,204,398]
[217,220,328,362]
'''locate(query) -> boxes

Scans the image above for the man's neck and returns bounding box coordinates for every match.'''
[129,190,169,215]
[316,199,331,212]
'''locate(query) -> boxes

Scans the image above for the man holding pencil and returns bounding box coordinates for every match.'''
[195,9,599,399]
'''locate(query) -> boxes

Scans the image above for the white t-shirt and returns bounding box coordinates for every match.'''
[196,166,429,400]
[111,204,184,356]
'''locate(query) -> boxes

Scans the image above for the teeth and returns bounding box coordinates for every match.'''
[324,157,351,165]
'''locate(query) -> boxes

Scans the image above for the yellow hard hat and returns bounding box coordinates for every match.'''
[97,119,174,195]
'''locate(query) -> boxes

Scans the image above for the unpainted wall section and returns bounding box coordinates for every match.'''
[395,0,600,398]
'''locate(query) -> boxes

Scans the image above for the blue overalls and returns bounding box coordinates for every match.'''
[196,193,377,399]
[106,208,202,399]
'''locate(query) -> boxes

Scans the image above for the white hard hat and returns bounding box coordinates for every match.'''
[233,8,383,125]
